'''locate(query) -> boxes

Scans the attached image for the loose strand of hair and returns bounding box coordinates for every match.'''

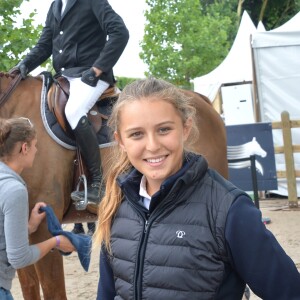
[94,150,131,253]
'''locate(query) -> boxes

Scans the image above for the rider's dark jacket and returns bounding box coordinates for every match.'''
[97,152,300,300]
[21,0,129,85]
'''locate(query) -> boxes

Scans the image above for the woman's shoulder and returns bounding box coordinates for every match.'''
[0,176,27,204]
[0,170,26,187]
[0,184,28,214]
[0,163,26,185]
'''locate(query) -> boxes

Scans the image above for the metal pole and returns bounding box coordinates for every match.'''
[250,155,260,209]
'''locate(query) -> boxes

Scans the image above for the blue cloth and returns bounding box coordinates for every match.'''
[0,287,14,300]
[40,206,92,272]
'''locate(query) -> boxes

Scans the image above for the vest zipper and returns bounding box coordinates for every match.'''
[144,219,149,233]
[129,194,178,299]
[135,212,150,300]
[127,201,149,300]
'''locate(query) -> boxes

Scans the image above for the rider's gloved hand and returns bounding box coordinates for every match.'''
[13,63,28,79]
[18,63,28,79]
[81,68,99,87]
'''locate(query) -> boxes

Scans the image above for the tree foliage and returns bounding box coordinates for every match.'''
[244,0,300,29]
[0,0,42,70]
[115,76,139,90]
[141,0,237,87]
[141,0,300,87]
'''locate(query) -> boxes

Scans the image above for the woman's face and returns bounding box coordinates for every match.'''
[23,138,38,169]
[115,98,192,195]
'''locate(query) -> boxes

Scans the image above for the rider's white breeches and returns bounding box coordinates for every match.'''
[64,76,109,129]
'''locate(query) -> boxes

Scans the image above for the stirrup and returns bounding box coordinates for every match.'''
[72,174,88,210]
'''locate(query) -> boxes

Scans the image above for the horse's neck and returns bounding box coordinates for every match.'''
[0,76,42,120]
[0,73,20,107]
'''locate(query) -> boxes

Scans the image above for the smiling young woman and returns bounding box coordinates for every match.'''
[94,77,300,300]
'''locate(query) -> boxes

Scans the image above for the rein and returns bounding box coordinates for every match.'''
[0,71,22,108]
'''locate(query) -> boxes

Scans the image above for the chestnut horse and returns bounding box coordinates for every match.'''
[0,72,228,300]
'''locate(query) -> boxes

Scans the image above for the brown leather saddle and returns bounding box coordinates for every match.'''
[47,76,120,135]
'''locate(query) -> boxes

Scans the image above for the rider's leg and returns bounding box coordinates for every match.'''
[71,223,85,234]
[65,77,109,204]
[87,222,96,236]
[71,115,104,203]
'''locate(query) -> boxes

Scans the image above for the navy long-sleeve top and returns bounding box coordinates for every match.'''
[97,195,300,299]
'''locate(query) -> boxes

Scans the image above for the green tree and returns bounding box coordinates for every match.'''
[0,0,42,70]
[141,0,300,87]
[141,0,238,88]
[242,0,300,29]
[115,76,139,90]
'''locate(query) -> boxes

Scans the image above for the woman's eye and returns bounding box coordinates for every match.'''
[129,131,143,138]
[159,127,171,134]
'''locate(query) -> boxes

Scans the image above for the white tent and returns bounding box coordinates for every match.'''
[252,12,300,196]
[257,21,266,32]
[193,11,256,101]
[271,11,300,32]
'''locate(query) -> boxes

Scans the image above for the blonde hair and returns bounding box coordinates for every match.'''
[94,77,198,252]
[0,117,36,161]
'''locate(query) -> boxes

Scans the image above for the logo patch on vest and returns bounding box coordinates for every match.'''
[176,230,186,238]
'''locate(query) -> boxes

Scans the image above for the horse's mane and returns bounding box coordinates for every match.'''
[0,71,14,78]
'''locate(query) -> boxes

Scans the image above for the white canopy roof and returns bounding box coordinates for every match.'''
[272,11,300,32]
[193,11,256,101]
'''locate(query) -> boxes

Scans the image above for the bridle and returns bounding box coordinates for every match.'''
[0,70,22,108]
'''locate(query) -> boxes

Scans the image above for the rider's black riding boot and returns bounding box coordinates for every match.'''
[70,116,104,205]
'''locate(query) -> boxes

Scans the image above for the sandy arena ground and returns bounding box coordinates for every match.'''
[11,199,300,300]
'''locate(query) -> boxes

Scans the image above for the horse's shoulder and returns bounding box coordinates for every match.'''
[180,89,212,107]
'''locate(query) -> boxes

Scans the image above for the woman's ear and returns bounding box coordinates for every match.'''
[114,131,126,152]
[20,142,27,154]
[183,117,193,142]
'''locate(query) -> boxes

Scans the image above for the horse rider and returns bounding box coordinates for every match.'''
[15,0,129,205]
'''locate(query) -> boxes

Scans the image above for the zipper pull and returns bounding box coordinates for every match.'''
[144,220,149,233]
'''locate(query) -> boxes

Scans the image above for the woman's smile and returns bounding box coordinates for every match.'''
[145,155,167,164]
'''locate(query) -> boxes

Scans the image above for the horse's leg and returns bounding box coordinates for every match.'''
[17,266,41,300]
[17,251,66,300]
[35,252,67,300]
[27,207,68,300]
[16,228,67,300]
